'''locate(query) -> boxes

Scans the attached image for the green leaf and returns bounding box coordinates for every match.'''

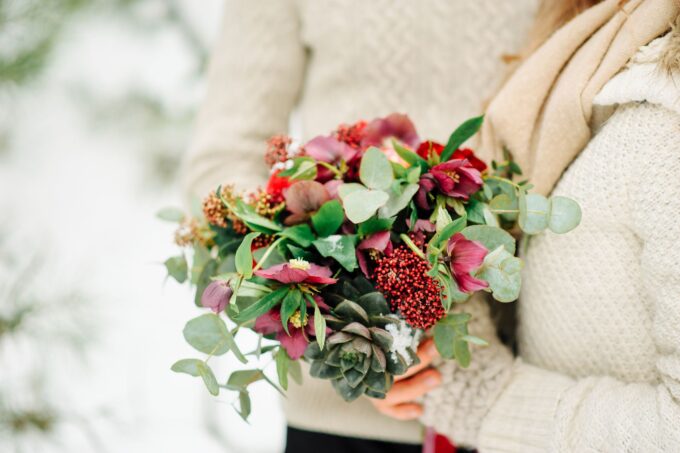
[278,156,317,180]
[231,199,282,233]
[234,286,289,322]
[475,246,523,302]
[157,207,185,222]
[429,215,467,250]
[312,200,345,237]
[235,232,260,278]
[357,217,395,237]
[171,359,219,396]
[341,187,389,224]
[183,314,247,362]
[360,147,394,190]
[440,115,484,162]
[378,183,419,218]
[466,199,486,224]
[280,290,303,334]
[338,183,365,198]
[461,225,516,254]
[548,196,581,234]
[433,321,456,359]
[237,391,251,421]
[461,334,489,346]
[489,193,519,221]
[227,369,265,389]
[194,259,218,307]
[391,161,407,179]
[518,193,550,234]
[392,140,429,172]
[434,204,453,232]
[313,234,358,272]
[288,358,303,385]
[314,303,326,350]
[454,339,471,368]
[252,243,286,269]
[276,348,290,390]
[165,255,188,283]
[279,224,315,248]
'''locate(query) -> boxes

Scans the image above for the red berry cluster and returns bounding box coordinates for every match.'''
[373,246,445,330]
[264,135,292,168]
[334,120,367,149]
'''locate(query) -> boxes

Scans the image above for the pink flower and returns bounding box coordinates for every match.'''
[283,180,330,225]
[254,309,323,360]
[361,113,420,149]
[304,136,358,182]
[201,280,232,313]
[255,259,337,285]
[356,231,393,277]
[415,175,437,209]
[447,233,488,293]
[429,159,483,200]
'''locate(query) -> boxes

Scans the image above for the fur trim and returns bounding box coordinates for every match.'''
[660,15,680,73]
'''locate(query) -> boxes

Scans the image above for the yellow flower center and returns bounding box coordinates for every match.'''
[289,258,311,270]
[289,310,308,328]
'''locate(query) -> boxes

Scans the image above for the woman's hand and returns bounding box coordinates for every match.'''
[369,339,442,420]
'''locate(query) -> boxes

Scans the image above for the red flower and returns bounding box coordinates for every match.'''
[416,141,445,160]
[429,159,483,200]
[255,259,337,285]
[254,309,324,359]
[356,231,393,277]
[451,148,487,172]
[447,233,488,293]
[266,171,292,202]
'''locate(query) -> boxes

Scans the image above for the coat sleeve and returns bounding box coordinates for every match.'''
[181,0,306,199]
[423,103,680,452]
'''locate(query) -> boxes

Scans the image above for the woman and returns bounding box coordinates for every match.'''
[183,0,537,451]
[408,0,680,451]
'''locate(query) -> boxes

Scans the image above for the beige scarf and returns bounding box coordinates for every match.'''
[479,0,679,195]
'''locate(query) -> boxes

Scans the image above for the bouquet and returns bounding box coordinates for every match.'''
[160,113,581,419]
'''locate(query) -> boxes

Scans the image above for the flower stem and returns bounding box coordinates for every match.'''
[400,234,427,260]
[252,237,285,272]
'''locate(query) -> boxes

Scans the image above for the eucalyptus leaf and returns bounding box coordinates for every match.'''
[183,314,247,362]
[461,225,516,254]
[314,303,326,350]
[475,246,522,302]
[237,391,251,421]
[165,255,188,283]
[378,183,419,218]
[171,359,219,396]
[548,196,582,234]
[341,187,389,224]
[228,369,265,388]
[360,147,394,190]
[518,193,550,234]
[276,349,290,390]
[157,207,185,222]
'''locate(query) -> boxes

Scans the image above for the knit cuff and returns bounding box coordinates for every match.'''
[477,361,574,453]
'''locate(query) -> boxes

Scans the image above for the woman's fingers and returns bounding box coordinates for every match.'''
[375,402,423,421]
[379,368,441,407]
[395,339,440,381]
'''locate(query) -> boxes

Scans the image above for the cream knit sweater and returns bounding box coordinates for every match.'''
[421,36,680,452]
[183,0,537,443]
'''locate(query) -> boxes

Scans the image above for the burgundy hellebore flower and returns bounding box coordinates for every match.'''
[304,136,359,182]
[361,113,420,149]
[254,309,323,359]
[429,159,483,200]
[447,233,488,293]
[283,180,330,225]
[255,259,337,285]
[201,280,233,313]
[356,231,393,277]
[416,174,437,210]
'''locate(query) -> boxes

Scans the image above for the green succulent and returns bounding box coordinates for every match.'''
[304,277,419,401]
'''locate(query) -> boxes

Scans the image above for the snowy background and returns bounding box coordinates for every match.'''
[0,1,285,451]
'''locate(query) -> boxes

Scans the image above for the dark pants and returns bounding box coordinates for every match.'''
[285,426,476,453]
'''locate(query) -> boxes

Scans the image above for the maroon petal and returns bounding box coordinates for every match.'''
[456,273,489,293]
[358,231,391,252]
[283,181,330,215]
[324,180,344,200]
[201,280,233,313]
[254,310,283,335]
[357,250,370,277]
[277,328,309,360]
[304,136,357,163]
[407,219,436,233]
[255,263,308,284]
[448,233,487,274]
[361,113,420,149]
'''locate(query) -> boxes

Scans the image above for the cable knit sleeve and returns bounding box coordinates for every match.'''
[181,0,306,198]
[423,102,680,451]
